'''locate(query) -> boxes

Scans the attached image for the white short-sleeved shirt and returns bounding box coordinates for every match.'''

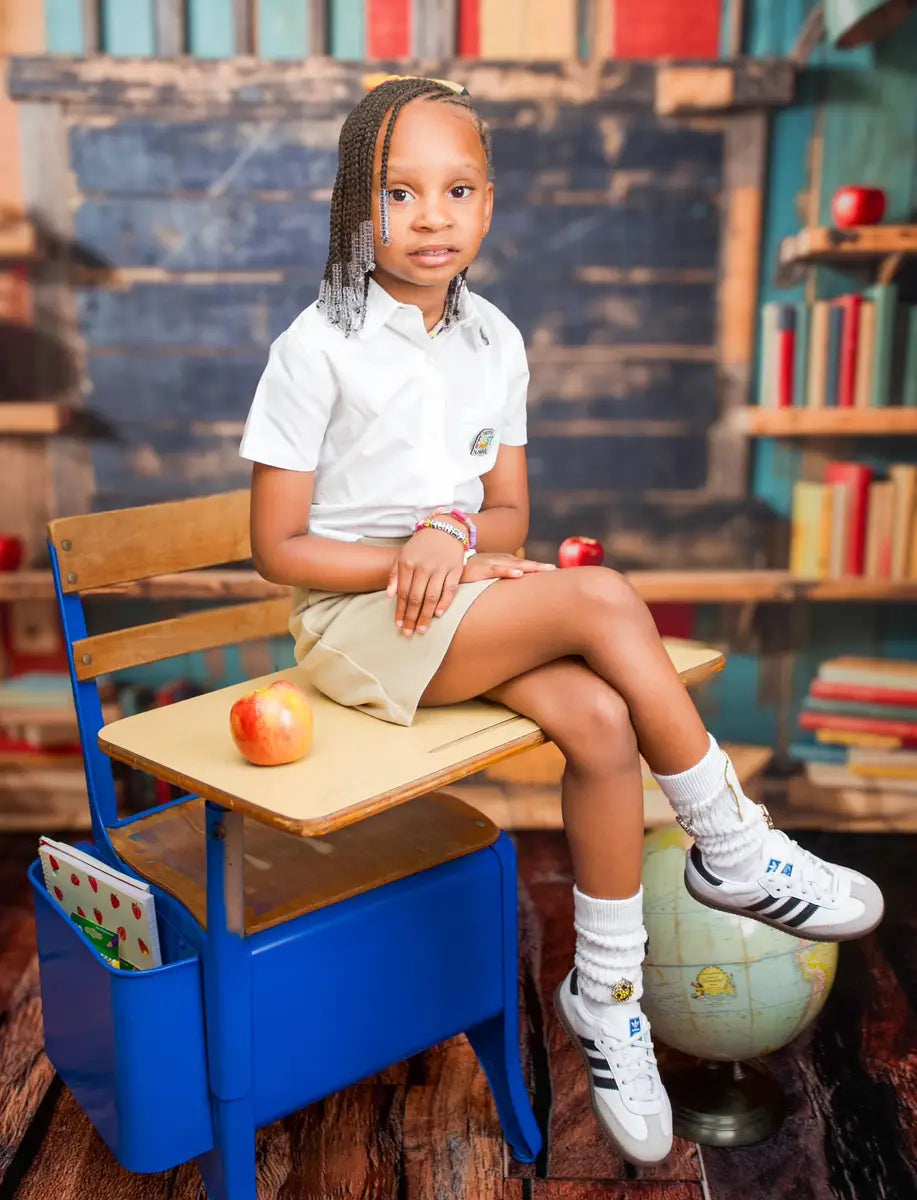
[239,276,529,542]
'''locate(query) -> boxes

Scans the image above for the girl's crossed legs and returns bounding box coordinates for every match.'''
[421,565,709,898]
[418,565,884,1165]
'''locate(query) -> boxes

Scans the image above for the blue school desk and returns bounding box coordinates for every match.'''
[31,492,724,1199]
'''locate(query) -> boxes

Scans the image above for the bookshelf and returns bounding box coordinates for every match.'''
[4,568,917,606]
[779,224,917,268]
[743,408,917,437]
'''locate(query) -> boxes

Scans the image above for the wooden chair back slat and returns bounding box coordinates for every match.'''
[72,598,292,681]
[48,490,252,593]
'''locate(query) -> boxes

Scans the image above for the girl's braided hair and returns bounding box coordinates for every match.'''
[318,76,492,336]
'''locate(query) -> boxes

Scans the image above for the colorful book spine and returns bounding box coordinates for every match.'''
[825,302,844,406]
[804,696,917,721]
[806,300,830,409]
[789,740,848,765]
[903,306,917,408]
[789,481,830,578]
[793,301,809,408]
[811,679,917,706]
[864,480,894,579]
[757,303,779,407]
[823,461,873,576]
[818,657,917,687]
[800,710,917,745]
[866,282,897,407]
[889,464,917,581]
[776,303,796,408]
[836,293,862,408]
[814,728,902,748]
[853,299,875,408]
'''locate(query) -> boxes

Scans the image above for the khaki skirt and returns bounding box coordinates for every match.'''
[288,536,500,726]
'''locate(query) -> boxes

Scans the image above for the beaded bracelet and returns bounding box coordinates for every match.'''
[432,506,477,550]
[413,516,469,548]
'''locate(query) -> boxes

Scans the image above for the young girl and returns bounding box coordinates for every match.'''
[240,77,884,1167]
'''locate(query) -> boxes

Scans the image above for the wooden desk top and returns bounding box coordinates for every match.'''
[99,640,724,836]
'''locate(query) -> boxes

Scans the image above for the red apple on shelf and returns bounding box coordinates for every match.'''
[831,185,886,228]
[558,536,605,568]
[0,534,23,572]
[229,680,314,766]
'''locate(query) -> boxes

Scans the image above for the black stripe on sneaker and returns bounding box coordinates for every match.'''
[690,844,723,887]
[767,898,804,920]
[593,1076,618,1090]
[784,901,819,928]
[587,1054,610,1069]
[745,894,782,912]
[580,1037,598,1051]
[570,968,579,996]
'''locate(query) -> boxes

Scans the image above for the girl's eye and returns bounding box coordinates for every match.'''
[388,188,410,203]
[451,186,473,199]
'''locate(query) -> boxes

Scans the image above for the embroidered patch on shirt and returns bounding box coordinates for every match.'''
[470,427,495,455]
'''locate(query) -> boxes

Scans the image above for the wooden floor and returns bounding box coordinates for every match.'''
[1,827,915,1199]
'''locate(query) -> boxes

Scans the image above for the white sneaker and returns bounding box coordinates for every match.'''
[685,823,884,941]
[553,968,672,1165]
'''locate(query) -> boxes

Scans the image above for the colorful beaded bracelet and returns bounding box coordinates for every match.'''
[413,516,469,548]
[432,506,477,550]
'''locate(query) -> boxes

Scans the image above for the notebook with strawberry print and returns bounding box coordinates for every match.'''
[38,838,162,970]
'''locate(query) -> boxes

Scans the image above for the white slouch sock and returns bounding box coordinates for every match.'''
[652,732,768,880]
[573,884,646,1018]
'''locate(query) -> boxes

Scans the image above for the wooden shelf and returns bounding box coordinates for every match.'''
[3,567,916,606]
[0,402,73,435]
[742,407,917,437]
[779,224,917,267]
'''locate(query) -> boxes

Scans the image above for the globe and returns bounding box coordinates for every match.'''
[641,825,838,1062]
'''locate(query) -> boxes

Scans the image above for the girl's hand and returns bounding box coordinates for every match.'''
[386,527,466,637]
[461,552,556,585]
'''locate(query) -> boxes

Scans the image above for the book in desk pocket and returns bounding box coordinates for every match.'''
[38,838,161,970]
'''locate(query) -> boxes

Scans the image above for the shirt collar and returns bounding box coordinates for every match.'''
[358,276,485,343]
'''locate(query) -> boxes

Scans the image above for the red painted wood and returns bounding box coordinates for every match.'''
[457,0,480,57]
[613,0,720,59]
[367,0,412,57]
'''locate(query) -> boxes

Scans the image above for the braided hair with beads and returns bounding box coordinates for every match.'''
[318,76,491,336]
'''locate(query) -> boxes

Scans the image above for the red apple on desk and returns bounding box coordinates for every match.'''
[229,680,313,766]
[831,185,886,228]
[558,536,605,568]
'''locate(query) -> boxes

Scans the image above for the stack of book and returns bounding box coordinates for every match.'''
[757,287,917,409]
[792,657,917,794]
[789,460,916,580]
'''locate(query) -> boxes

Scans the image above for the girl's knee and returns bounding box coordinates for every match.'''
[575,565,642,608]
[548,675,637,762]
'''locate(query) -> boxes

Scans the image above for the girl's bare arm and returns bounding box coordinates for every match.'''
[249,462,399,593]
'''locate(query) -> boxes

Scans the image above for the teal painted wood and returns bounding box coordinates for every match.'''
[45,0,86,53]
[329,0,365,59]
[745,0,785,57]
[258,0,311,59]
[817,26,917,226]
[102,0,157,55]
[187,0,236,57]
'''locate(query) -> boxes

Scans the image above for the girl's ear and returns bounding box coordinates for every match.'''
[482,180,494,237]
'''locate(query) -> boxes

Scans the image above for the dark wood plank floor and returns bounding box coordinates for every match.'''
[1,828,914,1199]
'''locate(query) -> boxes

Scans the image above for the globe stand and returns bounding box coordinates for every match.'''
[663,1058,786,1147]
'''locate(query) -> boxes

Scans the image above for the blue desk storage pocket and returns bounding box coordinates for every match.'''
[29,860,214,1174]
